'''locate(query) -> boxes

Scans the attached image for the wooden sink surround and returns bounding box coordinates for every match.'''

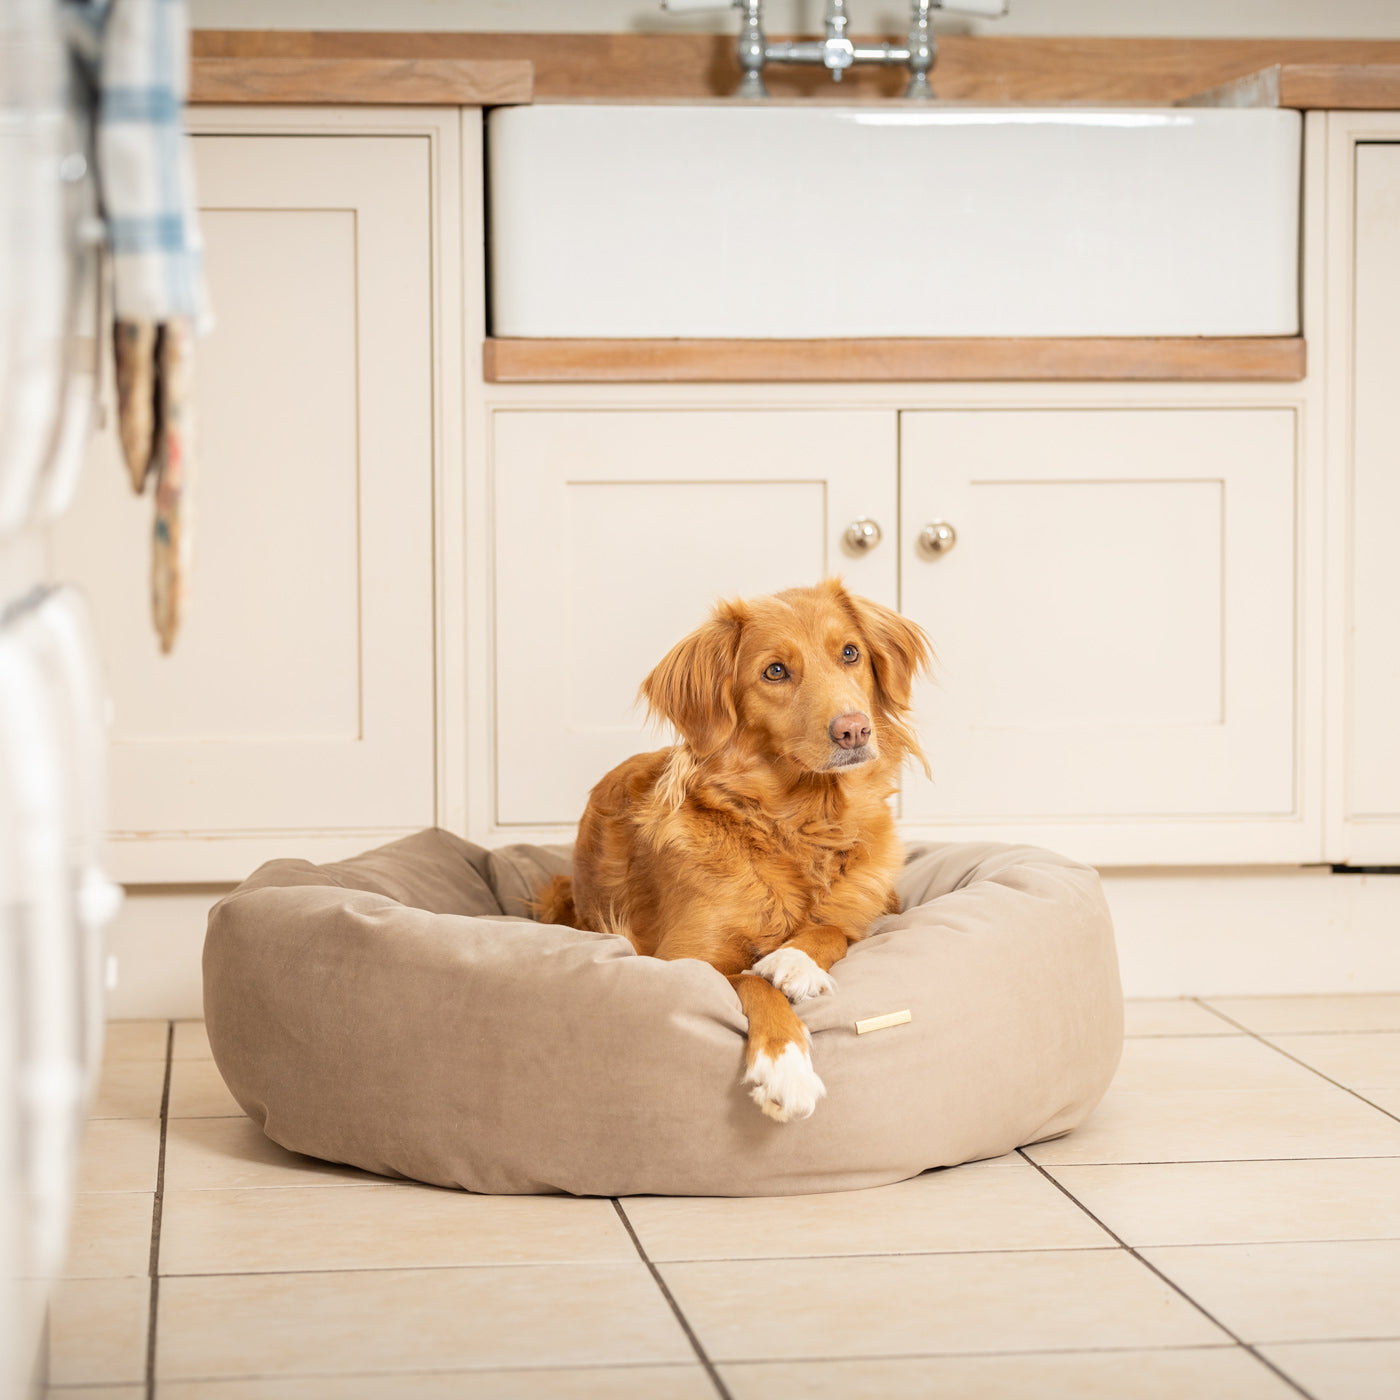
[191,31,1400,384]
[482,337,1306,385]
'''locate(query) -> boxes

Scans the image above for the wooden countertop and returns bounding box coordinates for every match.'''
[1184,62,1400,109]
[189,55,533,106]
[1276,62,1400,108]
[193,31,1400,106]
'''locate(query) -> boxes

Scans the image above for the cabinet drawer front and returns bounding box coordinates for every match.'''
[901,407,1298,822]
[492,409,897,828]
[55,134,436,840]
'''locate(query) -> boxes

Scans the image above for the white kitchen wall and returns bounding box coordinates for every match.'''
[104,887,229,1019]
[188,0,1400,38]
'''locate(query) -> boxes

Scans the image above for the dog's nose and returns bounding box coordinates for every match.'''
[829,712,871,749]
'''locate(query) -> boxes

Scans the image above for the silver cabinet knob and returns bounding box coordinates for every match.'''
[844,518,883,553]
[918,521,957,556]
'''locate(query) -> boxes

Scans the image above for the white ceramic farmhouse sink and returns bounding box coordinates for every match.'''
[487,103,1301,339]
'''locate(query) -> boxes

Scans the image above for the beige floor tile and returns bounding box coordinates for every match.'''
[721,1347,1298,1400]
[90,1059,167,1120]
[1268,1032,1400,1088]
[1143,1239,1400,1344]
[157,1263,692,1380]
[624,1158,1110,1262]
[662,1249,1225,1361]
[63,1192,154,1278]
[76,1118,162,1193]
[1201,995,1400,1034]
[1050,1158,1400,1246]
[160,1183,635,1274]
[1026,1087,1400,1165]
[48,1275,149,1386]
[167,1059,241,1118]
[1110,1036,1326,1093]
[103,1019,170,1061]
[162,1117,383,1191]
[1260,1339,1400,1400]
[172,1021,212,1060]
[1124,999,1242,1038]
[157,1366,713,1399]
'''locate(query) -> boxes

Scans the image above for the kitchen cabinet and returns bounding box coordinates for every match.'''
[485,400,1307,863]
[54,111,462,881]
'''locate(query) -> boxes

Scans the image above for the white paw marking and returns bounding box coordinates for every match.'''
[743,1040,827,1123]
[751,947,837,1004]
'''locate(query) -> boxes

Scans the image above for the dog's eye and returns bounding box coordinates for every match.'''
[763,662,788,681]
[842,644,860,664]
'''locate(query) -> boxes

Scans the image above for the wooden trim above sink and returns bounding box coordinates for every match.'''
[482,337,1307,385]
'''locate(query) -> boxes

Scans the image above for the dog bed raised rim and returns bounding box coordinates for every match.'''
[202,828,1122,1197]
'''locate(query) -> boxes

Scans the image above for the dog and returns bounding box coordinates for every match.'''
[534,578,932,1123]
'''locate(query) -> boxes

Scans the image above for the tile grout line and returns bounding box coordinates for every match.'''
[145,1021,175,1400]
[1194,1001,1400,1126]
[611,1198,734,1400]
[1016,1149,1320,1400]
[1188,996,1261,1034]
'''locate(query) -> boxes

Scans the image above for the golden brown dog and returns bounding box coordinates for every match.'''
[535,578,932,1122]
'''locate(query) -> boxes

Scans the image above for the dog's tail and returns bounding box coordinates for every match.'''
[530,874,577,926]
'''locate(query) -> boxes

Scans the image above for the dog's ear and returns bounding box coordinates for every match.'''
[640,603,745,757]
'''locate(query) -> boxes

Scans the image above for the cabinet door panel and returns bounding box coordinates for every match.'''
[493,410,896,827]
[900,408,1297,825]
[1350,144,1400,843]
[53,135,436,845]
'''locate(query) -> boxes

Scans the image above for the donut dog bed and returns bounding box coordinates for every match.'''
[202,828,1122,1197]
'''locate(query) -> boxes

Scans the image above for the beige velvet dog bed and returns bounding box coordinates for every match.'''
[202,829,1122,1197]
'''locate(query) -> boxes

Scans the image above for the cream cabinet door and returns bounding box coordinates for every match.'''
[899,407,1303,864]
[1348,144,1400,862]
[53,132,437,879]
[492,409,897,829]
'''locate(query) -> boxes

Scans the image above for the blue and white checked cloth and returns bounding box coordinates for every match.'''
[93,0,211,330]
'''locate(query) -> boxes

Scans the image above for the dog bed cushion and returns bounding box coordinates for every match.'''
[202,829,1122,1196]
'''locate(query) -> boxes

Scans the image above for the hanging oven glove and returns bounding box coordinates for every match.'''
[150,317,193,654]
[112,318,158,491]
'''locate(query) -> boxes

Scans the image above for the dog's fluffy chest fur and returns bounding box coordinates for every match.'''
[640,764,901,955]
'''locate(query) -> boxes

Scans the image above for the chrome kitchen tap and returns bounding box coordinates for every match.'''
[662,0,1008,99]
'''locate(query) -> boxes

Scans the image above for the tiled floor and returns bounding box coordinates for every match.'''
[49,996,1400,1399]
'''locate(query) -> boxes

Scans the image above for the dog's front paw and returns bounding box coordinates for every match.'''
[751,947,837,1004]
[743,1040,827,1123]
